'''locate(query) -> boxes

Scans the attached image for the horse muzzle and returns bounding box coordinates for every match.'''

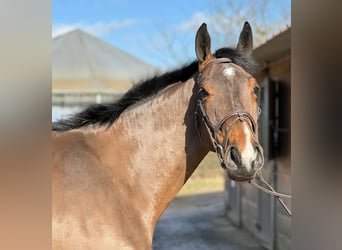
[223,143,264,182]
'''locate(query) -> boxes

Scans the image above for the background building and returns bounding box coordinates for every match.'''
[52,29,158,121]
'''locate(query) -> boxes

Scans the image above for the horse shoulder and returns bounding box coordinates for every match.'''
[52,130,152,249]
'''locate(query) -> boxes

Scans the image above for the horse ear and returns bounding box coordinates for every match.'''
[195,23,212,66]
[236,21,253,57]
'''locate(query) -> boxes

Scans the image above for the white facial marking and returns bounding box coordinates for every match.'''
[241,123,257,170]
[223,67,235,77]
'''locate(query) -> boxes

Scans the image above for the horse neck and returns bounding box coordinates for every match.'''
[109,77,209,225]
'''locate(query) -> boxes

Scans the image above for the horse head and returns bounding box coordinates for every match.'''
[195,22,264,182]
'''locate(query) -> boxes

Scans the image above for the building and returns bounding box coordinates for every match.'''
[52,29,158,120]
[224,26,291,250]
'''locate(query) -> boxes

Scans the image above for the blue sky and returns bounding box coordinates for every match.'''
[53,0,290,70]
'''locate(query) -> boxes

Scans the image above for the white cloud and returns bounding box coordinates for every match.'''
[173,12,211,32]
[52,19,136,38]
[52,23,80,37]
[173,12,232,34]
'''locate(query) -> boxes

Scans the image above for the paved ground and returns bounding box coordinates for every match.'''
[152,191,264,250]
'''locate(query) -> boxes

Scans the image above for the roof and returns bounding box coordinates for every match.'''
[253,26,291,66]
[52,29,158,91]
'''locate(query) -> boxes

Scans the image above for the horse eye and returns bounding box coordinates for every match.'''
[198,88,209,99]
[254,86,260,95]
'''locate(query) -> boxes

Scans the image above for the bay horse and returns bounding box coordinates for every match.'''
[52,22,264,249]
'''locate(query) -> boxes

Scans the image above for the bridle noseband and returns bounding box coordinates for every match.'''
[195,58,258,169]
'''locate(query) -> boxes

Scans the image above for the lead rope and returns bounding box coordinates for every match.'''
[249,172,292,216]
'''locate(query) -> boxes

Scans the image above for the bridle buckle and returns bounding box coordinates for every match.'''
[237,113,245,122]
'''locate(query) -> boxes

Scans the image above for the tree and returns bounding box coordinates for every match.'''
[147,0,290,69]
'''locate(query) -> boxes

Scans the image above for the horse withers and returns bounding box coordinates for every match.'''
[52,22,264,249]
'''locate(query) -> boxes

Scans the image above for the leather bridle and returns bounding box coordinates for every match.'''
[195,58,292,216]
[195,58,259,169]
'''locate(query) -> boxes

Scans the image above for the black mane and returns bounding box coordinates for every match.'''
[52,47,257,131]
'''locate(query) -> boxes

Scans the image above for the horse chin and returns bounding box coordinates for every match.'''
[226,171,255,183]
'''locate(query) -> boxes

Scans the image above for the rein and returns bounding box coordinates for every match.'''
[249,172,292,216]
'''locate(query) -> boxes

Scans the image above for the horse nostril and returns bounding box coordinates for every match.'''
[230,146,241,165]
[253,145,264,170]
